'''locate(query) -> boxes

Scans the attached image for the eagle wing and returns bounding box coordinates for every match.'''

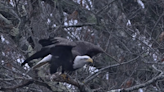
[48,45,74,74]
[21,37,76,66]
[72,41,103,57]
[39,37,76,47]
[39,37,103,57]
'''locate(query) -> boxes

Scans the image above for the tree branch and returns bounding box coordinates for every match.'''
[61,23,97,28]
[0,75,92,92]
[83,53,142,84]
[0,77,55,91]
[109,65,164,92]
[120,70,164,92]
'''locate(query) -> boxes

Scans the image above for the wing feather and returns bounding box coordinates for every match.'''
[72,41,103,57]
[21,37,76,66]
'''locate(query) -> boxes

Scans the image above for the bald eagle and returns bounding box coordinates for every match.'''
[21,37,103,74]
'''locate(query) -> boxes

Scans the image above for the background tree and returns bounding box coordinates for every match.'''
[1,0,164,92]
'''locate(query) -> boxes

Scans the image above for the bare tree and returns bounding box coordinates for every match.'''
[1,0,164,92]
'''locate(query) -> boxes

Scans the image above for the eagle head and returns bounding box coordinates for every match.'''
[73,55,93,69]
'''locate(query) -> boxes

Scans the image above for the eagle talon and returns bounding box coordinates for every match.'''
[60,74,69,81]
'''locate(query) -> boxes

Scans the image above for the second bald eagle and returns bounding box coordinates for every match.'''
[21,37,103,74]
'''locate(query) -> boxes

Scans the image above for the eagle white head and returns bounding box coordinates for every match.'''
[73,55,93,69]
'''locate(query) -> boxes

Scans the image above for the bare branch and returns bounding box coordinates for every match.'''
[61,23,97,28]
[83,52,142,84]
[120,72,164,92]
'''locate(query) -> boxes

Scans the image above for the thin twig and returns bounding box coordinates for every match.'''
[151,12,164,34]
[61,23,97,28]
[120,71,164,92]
[83,52,142,84]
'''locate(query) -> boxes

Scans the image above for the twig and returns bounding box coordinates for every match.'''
[96,0,116,15]
[61,23,97,28]
[151,12,164,34]
[83,52,142,84]
[108,64,164,92]
[51,75,92,92]
[103,51,119,63]
[0,74,92,92]
[0,79,34,91]
[120,72,164,92]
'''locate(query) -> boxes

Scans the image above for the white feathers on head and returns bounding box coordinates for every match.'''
[73,55,93,69]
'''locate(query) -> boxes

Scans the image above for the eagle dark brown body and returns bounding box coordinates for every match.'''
[21,37,103,74]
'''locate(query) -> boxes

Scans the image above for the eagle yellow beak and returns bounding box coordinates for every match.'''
[87,58,93,63]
